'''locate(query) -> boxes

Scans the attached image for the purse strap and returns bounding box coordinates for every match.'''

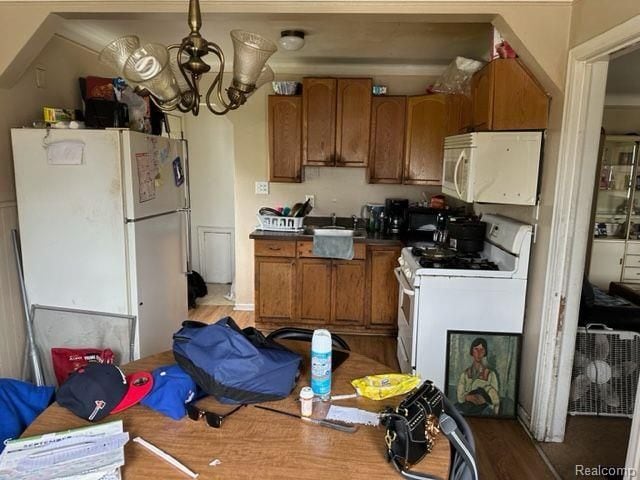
[386,412,479,480]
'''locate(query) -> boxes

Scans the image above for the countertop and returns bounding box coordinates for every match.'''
[249,229,405,246]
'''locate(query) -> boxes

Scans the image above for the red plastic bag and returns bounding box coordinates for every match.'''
[51,348,115,385]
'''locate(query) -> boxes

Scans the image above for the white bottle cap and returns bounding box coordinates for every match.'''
[300,386,314,400]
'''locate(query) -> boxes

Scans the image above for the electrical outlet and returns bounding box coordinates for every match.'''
[255,181,269,195]
[305,195,315,208]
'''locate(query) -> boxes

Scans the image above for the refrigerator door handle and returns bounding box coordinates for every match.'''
[179,207,193,274]
[125,210,180,223]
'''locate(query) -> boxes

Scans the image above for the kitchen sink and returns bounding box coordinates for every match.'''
[303,226,366,238]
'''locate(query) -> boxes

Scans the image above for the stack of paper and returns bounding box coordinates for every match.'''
[0,420,128,480]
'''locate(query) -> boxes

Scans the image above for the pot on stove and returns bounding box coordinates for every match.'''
[447,218,486,253]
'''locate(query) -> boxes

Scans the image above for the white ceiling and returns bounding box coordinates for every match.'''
[58,13,493,74]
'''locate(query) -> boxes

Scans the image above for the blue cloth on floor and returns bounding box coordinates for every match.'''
[312,234,354,260]
[0,379,55,451]
[140,364,199,420]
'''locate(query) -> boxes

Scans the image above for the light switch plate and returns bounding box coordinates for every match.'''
[255,181,269,195]
[305,195,315,208]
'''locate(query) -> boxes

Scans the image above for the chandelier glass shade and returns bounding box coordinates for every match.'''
[99,0,277,116]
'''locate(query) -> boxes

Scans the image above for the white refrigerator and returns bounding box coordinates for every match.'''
[11,128,190,358]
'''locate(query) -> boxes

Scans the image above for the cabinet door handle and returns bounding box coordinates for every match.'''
[269,246,281,251]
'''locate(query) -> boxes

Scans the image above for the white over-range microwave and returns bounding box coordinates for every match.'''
[441,131,543,205]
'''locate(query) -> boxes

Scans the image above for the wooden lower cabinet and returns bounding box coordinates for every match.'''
[332,260,366,326]
[255,256,296,324]
[298,258,332,324]
[254,239,398,333]
[367,246,401,329]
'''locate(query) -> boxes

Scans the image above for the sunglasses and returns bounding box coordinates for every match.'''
[186,402,246,428]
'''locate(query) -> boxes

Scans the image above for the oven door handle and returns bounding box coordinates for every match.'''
[394,268,414,296]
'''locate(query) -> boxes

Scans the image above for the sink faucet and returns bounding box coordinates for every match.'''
[351,215,359,230]
[331,213,337,226]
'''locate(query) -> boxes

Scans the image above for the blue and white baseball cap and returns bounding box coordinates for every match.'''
[140,364,198,420]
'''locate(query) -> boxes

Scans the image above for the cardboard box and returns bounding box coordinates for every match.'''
[43,107,75,124]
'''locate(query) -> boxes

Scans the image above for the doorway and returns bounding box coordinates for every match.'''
[531,14,640,476]
[183,112,236,306]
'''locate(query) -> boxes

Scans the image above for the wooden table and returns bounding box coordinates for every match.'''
[23,343,450,479]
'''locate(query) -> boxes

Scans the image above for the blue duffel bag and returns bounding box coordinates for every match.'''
[173,317,302,404]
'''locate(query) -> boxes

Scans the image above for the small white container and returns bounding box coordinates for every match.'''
[299,386,314,417]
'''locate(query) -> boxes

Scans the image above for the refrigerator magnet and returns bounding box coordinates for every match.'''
[173,157,184,187]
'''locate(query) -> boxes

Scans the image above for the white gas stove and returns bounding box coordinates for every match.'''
[394,214,533,389]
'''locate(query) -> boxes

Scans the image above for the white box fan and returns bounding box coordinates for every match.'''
[569,325,640,417]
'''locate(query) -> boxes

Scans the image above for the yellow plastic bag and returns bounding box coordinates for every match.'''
[350,373,421,400]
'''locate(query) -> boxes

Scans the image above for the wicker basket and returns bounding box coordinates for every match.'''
[256,214,305,232]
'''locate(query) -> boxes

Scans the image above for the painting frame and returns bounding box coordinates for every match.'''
[445,330,522,419]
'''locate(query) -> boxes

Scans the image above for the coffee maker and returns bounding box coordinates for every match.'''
[385,198,409,234]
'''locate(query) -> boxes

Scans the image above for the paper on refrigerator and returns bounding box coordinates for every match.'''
[0,420,128,480]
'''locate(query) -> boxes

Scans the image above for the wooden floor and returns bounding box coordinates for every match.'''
[188,304,555,480]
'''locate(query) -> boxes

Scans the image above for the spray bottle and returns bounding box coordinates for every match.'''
[311,329,332,401]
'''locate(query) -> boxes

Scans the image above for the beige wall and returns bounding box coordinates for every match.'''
[0,35,111,377]
[571,0,640,47]
[230,74,442,306]
[602,106,640,134]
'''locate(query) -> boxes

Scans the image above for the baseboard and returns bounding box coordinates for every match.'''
[234,303,255,311]
[518,403,532,428]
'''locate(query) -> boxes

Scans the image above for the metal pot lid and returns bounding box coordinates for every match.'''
[412,246,457,260]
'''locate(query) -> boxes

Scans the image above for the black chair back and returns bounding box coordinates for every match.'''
[266,327,351,351]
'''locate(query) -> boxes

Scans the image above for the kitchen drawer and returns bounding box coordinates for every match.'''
[622,267,640,283]
[625,255,640,268]
[297,240,366,260]
[628,242,640,255]
[254,240,296,257]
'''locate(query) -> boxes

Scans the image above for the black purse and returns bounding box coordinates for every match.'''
[380,381,479,480]
[381,380,444,477]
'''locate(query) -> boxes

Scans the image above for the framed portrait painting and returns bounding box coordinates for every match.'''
[445,330,522,418]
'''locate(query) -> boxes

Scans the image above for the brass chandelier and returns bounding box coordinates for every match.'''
[99,0,277,115]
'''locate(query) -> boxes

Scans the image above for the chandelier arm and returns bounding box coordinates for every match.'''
[204,44,234,115]
[171,43,199,112]
[148,94,177,112]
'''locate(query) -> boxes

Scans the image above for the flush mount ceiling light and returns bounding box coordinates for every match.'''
[279,30,305,51]
[99,0,277,116]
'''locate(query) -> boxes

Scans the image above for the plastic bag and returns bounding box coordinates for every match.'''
[431,56,485,97]
[350,373,421,400]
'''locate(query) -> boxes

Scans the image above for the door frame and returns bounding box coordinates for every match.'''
[530,14,640,469]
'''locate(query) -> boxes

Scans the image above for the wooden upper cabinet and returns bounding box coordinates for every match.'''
[331,260,366,326]
[302,78,337,166]
[472,58,549,131]
[268,95,302,182]
[335,78,372,167]
[404,94,446,185]
[445,94,472,137]
[368,96,406,184]
[471,65,494,131]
